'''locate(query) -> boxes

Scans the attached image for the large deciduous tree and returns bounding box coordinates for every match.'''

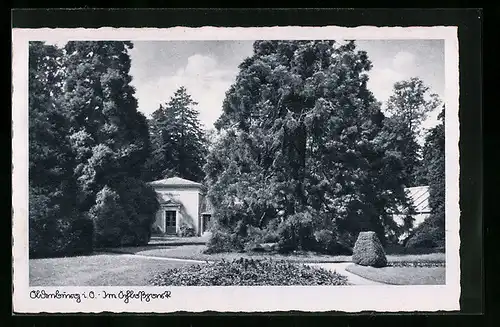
[146,87,207,182]
[406,106,445,248]
[205,40,411,252]
[384,77,442,186]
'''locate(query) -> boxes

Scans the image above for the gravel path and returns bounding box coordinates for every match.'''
[305,262,386,285]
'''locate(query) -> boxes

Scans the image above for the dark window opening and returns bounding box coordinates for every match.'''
[202,214,212,233]
[165,210,177,235]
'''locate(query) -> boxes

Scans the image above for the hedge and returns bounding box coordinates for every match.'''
[29,216,94,258]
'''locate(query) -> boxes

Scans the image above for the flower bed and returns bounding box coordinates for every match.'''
[388,261,445,268]
[149,258,349,286]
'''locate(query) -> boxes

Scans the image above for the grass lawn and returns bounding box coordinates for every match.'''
[29,253,198,286]
[107,244,446,264]
[107,245,353,263]
[345,264,446,285]
[29,245,446,286]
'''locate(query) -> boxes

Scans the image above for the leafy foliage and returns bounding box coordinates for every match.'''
[246,224,280,244]
[178,223,197,237]
[29,188,94,258]
[146,87,208,182]
[352,231,387,267]
[276,212,316,253]
[405,224,445,248]
[423,107,446,223]
[204,228,245,253]
[29,41,159,255]
[385,77,442,186]
[406,107,445,249]
[29,42,94,257]
[150,258,349,286]
[89,186,125,247]
[90,179,160,247]
[385,78,441,136]
[314,229,353,255]
[204,40,411,252]
[62,41,158,248]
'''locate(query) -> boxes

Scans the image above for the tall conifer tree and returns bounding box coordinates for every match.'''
[62,41,158,247]
[205,40,411,249]
[147,87,207,182]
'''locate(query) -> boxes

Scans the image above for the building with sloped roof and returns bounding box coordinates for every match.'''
[149,176,431,240]
[149,176,213,236]
[392,186,431,239]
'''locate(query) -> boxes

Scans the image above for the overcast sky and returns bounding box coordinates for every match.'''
[128,39,444,132]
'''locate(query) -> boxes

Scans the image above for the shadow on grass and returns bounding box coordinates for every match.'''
[29,250,101,260]
[30,235,208,259]
[98,245,175,255]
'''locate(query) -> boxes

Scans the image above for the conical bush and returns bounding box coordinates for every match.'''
[352,231,387,267]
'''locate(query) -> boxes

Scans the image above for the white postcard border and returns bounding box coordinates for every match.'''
[12,26,460,313]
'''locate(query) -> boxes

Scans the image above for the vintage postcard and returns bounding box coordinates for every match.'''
[12,26,460,313]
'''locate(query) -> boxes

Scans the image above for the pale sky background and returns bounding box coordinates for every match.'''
[128,40,444,135]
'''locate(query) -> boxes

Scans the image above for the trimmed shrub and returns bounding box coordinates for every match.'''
[277,212,316,253]
[178,224,196,237]
[352,231,387,267]
[150,258,349,286]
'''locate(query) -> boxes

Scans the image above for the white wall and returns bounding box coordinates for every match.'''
[154,209,165,233]
[154,187,201,235]
[393,213,431,229]
[393,212,431,242]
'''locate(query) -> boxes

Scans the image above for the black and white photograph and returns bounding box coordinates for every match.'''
[12,26,460,313]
